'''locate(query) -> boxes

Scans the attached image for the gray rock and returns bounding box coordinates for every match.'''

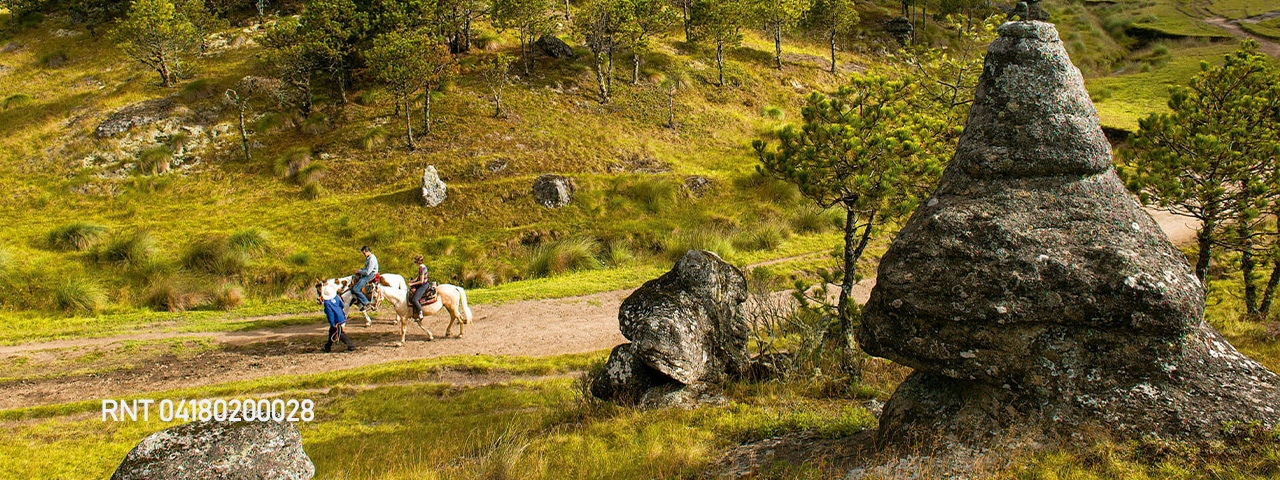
[683,175,712,197]
[96,97,176,138]
[590,343,671,401]
[859,21,1280,447]
[885,17,913,45]
[619,250,749,385]
[421,165,447,207]
[0,42,21,53]
[531,174,575,208]
[111,421,314,480]
[535,35,574,59]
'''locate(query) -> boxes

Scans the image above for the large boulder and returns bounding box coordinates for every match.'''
[421,165,447,207]
[620,250,750,385]
[535,35,574,59]
[858,21,1280,446]
[589,343,672,401]
[111,421,314,480]
[532,174,576,208]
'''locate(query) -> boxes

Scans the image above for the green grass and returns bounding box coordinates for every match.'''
[1086,43,1241,132]
[1207,0,1280,20]
[1240,19,1280,40]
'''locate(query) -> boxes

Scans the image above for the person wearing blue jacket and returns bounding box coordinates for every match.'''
[319,282,356,352]
[351,246,379,310]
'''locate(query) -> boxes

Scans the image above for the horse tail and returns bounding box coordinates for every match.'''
[458,286,473,324]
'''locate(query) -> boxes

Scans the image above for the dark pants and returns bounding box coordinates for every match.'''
[352,275,371,307]
[324,323,354,351]
[409,284,429,318]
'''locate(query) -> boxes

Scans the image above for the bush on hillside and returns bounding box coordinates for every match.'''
[213,283,244,310]
[46,222,107,251]
[95,231,157,266]
[790,207,841,234]
[660,228,735,262]
[145,277,197,312]
[54,277,106,313]
[732,223,790,252]
[526,237,602,277]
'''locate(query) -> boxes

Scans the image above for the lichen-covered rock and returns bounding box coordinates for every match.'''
[858,21,1280,446]
[532,174,575,208]
[421,165,447,207]
[111,421,314,480]
[535,35,574,59]
[619,250,749,385]
[96,97,176,138]
[589,343,670,401]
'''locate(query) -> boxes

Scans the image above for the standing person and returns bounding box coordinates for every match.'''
[351,246,379,310]
[407,254,430,320]
[318,281,356,352]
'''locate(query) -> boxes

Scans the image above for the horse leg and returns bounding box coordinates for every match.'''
[361,309,373,327]
[398,320,406,347]
[414,318,435,342]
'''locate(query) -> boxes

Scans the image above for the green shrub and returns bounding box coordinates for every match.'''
[476,31,503,50]
[54,277,106,313]
[527,237,602,277]
[361,126,388,151]
[46,222,107,251]
[96,231,157,266]
[2,93,34,110]
[180,78,215,100]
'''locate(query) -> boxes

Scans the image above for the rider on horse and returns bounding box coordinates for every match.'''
[407,254,432,320]
[352,246,379,310]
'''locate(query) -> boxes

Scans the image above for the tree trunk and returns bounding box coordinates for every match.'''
[160,59,173,88]
[564,0,571,21]
[606,52,614,91]
[1194,226,1213,283]
[238,107,251,162]
[521,33,531,75]
[594,54,610,104]
[464,14,472,51]
[1260,253,1280,320]
[405,96,415,149]
[829,32,837,74]
[682,1,690,42]
[667,86,675,128]
[828,207,874,349]
[633,52,641,85]
[774,26,782,70]
[716,41,724,87]
[1244,246,1260,318]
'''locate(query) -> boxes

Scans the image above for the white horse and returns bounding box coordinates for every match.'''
[379,283,473,345]
[315,274,408,327]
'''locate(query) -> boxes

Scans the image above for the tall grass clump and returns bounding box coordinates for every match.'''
[95,231,157,266]
[661,228,736,261]
[356,89,380,106]
[254,112,291,134]
[734,170,800,204]
[54,277,106,313]
[476,31,504,50]
[229,228,272,256]
[301,181,323,200]
[762,105,784,119]
[361,126,388,151]
[181,234,250,275]
[180,78,215,100]
[621,177,680,213]
[526,237,602,277]
[732,223,790,252]
[790,207,841,234]
[213,283,244,310]
[138,146,173,174]
[145,277,195,312]
[300,113,328,135]
[2,93,34,110]
[46,222,107,251]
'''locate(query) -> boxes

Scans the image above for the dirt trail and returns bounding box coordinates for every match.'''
[0,209,1199,410]
[1204,16,1280,57]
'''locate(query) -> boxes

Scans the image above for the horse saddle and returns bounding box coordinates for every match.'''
[417,283,439,306]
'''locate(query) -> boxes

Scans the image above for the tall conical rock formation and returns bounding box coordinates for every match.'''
[858,21,1280,446]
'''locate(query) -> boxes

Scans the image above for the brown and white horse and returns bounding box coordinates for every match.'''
[315,274,408,327]
[378,283,473,345]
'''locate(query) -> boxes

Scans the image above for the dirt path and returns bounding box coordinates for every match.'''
[0,209,1200,410]
[1204,16,1280,57]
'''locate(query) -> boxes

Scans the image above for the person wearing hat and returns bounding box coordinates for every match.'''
[351,246,379,310]
[317,280,356,352]
[407,254,430,320]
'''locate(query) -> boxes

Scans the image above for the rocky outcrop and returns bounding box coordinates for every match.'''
[591,250,750,407]
[683,175,713,197]
[111,421,314,480]
[535,35,574,59]
[532,174,576,208]
[884,17,913,45]
[96,97,176,138]
[858,21,1280,446]
[421,165,447,207]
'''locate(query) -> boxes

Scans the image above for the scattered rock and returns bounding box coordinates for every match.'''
[0,42,22,54]
[486,158,508,173]
[535,35,574,59]
[42,51,68,68]
[858,21,1280,447]
[884,17,913,45]
[111,421,314,480]
[531,174,576,208]
[96,97,176,138]
[683,176,712,197]
[421,165,447,207]
[51,28,82,38]
[591,250,750,408]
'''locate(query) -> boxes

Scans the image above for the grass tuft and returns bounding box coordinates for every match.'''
[180,79,215,100]
[2,93,34,110]
[213,283,244,311]
[661,228,736,261]
[46,222,107,251]
[94,231,157,266]
[527,237,603,278]
[361,126,389,151]
[54,277,106,313]
[145,277,196,312]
